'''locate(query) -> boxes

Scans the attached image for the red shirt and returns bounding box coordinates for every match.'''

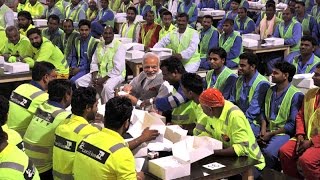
[138,23,161,48]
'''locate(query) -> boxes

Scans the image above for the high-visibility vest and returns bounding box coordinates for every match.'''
[169,27,200,66]
[235,16,252,31]
[96,39,126,78]
[65,4,83,22]
[265,85,300,132]
[206,66,237,90]
[108,0,121,12]
[219,31,243,64]
[19,24,35,36]
[303,88,320,139]
[178,2,196,26]
[159,23,176,41]
[200,100,265,170]
[2,124,24,151]
[137,3,151,16]
[0,4,10,27]
[96,8,114,27]
[86,8,98,20]
[0,144,40,180]
[193,104,211,136]
[311,5,320,18]
[293,15,312,35]
[23,102,71,173]
[216,0,230,10]
[73,128,136,179]
[7,83,48,136]
[74,36,99,66]
[120,21,140,41]
[172,100,197,125]
[62,31,79,60]
[151,6,166,24]
[199,26,217,58]
[55,0,65,15]
[292,54,320,74]
[53,115,100,180]
[278,20,301,53]
[3,35,33,61]
[23,1,44,18]
[141,23,159,47]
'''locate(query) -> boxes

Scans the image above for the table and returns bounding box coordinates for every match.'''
[0,71,32,83]
[145,156,260,180]
[126,59,143,77]
[244,44,290,57]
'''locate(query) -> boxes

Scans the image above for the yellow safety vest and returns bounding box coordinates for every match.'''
[120,21,140,41]
[19,24,35,36]
[65,4,83,22]
[193,104,211,136]
[302,88,320,139]
[23,1,44,18]
[7,83,48,136]
[159,23,176,41]
[23,102,71,173]
[278,20,301,53]
[0,4,10,27]
[206,66,237,90]
[219,31,243,65]
[141,23,159,47]
[74,36,99,66]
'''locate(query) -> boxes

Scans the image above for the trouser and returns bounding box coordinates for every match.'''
[75,73,124,104]
[261,134,290,169]
[279,139,320,180]
[184,61,200,73]
[199,57,211,70]
[40,169,53,180]
[70,70,87,84]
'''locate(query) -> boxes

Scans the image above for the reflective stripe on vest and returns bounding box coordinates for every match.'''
[10,89,45,110]
[199,26,215,58]
[121,22,140,40]
[172,101,196,125]
[24,142,49,154]
[251,142,263,160]
[294,15,311,35]
[141,23,158,47]
[0,162,24,172]
[292,55,320,74]
[52,170,74,180]
[303,88,320,138]
[65,5,82,22]
[279,20,301,52]
[265,85,300,131]
[73,124,88,134]
[178,2,196,25]
[0,159,36,180]
[206,66,235,90]
[235,16,251,30]
[75,36,98,66]
[219,31,243,64]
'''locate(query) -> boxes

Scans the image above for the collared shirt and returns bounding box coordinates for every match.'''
[69,36,92,72]
[90,39,126,78]
[218,10,238,29]
[43,5,64,20]
[159,23,176,40]
[139,23,161,48]
[30,80,45,91]
[273,20,302,47]
[230,71,270,124]
[95,7,114,23]
[220,31,242,63]
[197,0,215,9]
[47,100,64,109]
[155,84,188,112]
[137,3,151,17]
[234,16,255,35]
[120,19,141,42]
[294,54,320,74]
[177,2,198,25]
[0,4,14,27]
[200,26,219,51]
[261,84,304,135]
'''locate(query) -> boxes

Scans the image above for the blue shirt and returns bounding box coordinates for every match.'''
[94,8,114,24]
[261,84,304,135]
[218,10,238,30]
[290,54,320,74]
[200,26,219,51]
[177,2,198,26]
[305,0,314,14]
[230,71,270,124]
[219,31,242,66]
[137,4,151,17]
[155,84,188,112]
[225,0,249,11]
[30,80,44,91]
[47,100,64,109]
[198,0,215,9]
[294,14,317,41]
[234,16,255,35]
[68,36,93,72]
[273,20,302,47]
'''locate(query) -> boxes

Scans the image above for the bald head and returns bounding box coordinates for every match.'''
[5,26,20,45]
[142,52,160,79]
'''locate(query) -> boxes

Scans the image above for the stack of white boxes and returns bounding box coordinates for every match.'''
[264,37,285,46]
[124,43,145,62]
[150,48,172,60]
[242,33,260,48]
[115,13,127,23]
[4,62,29,73]
[33,19,47,27]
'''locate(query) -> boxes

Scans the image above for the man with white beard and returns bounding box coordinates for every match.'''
[122,52,171,109]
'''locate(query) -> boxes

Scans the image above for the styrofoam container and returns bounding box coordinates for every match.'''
[115,17,127,23]
[136,15,144,22]
[150,48,172,60]
[148,156,191,180]
[4,62,29,73]
[292,73,314,89]
[264,37,284,46]
[211,10,225,16]
[123,43,145,51]
[243,38,259,48]
[33,19,47,27]
[126,50,145,60]
[242,33,261,41]
[115,37,133,44]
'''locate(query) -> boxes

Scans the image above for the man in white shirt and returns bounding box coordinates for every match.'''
[75,26,126,104]
[0,0,14,28]
[119,7,141,43]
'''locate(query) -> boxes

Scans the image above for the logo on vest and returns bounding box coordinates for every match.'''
[10,92,32,109]
[24,160,36,180]
[54,135,76,152]
[77,141,110,164]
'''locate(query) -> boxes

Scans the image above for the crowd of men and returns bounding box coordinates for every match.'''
[0,0,320,179]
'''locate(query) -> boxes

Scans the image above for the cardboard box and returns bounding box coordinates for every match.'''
[242,33,261,41]
[33,19,47,27]
[123,43,145,51]
[148,156,191,180]
[4,62,29,73]
[264,37,284,46]
[126,50,145,60]
[243,38,259,48]
[164,125,188,144]
[292,73,315,89]
[172,136,222,163]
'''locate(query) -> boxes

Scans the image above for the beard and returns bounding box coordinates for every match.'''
[146,74,157,80]
[32,42,42,49]
[87,111,96,122]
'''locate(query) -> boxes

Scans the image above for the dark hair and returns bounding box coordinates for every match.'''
[301,35,317,46]
[274,61,296,82]
[104,96,133,130]
[316,63,320,69]
[295,1,305,6]
[266,2,276,10]
[48,79,72,102]
[287,7,295,14]
[203,15,213,22]
[177,12,189,21]
[208,47,227,60]
[146,9,155,16]
[161,10,172,18]
[181,73,204,95]
[78,19,91,29]
[32,62,56,81]
[0,127,7,144]
[63,19,74,27]
[239,7,247,13]
[231,0,241,4]
[127,6,138,15]
[0,95,9,126]
[48,14,60,23]
[27,28,41,38]
[17,11,33,24]
[224,18,234,25]
[160,56,186,74]
[239,52,258,67]
[71,87,97,116]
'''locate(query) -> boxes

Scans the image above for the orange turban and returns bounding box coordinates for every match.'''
[199,88,225,107]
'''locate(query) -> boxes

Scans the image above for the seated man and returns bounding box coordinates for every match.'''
[273,7,302,62]
[311,0,320,17]
[230,52,270,137]
[205,47,237,100]
[139,10,161,48]
[120,7,141,43]
[23,0,44,18]
[198,0,214,9]
[68,19,99,84]
[219,18,243,69]
[199,88,265,178]
[86,0,98,21]
[293,1,317,37]
[109,0,121,12]
[123,52,170,108]
[7,62,56,136]
[42,14,64,51]
[154,13,200,73]
[279,64,320,180]
[224,0,249,11]
[199,15,219,70]
[62,19,79,60]
[24,79,72,179]
[158,10,176,41]
[259,61,304,169]
[25,28,69,79]
[234,7,255,35]
[0,0,14,28]
[177,0,198,28]
[3,26,33,63]
[17,11,35,36]
[118,0,134,13]
[137,0,151,18]
[65,0,86,27]
[76,26,126,104]
[41,0,64,20]
[151,0,166,24]
[91,0,114,38]
[289,36,320,74]
[0,95,23,150]
[217,0,240,32]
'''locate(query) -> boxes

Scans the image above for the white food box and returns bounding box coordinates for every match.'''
[292,73,315,89]
[264,37,284,46]
[148,156,191,180]
[149,112,166,124]
[164,125,188,144]
[116,37,133,44]
[135,15,144,22]
[242,33,261,41]
[243,38,259,48]
[172,136,222,163]
[198,10,214,17]
[0,56,4,65]
[115,13,127,18]
[114,34,121,38]
[115,17,127,23]
[211,10,225,16]
[125,138,148,157]
[276,3,288,9]
[33,19,47,27]
[150,48,172,60]
[248,2,264,9]
[4,62,29,73]
[123,43,145,51]
[126,50,145,60]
